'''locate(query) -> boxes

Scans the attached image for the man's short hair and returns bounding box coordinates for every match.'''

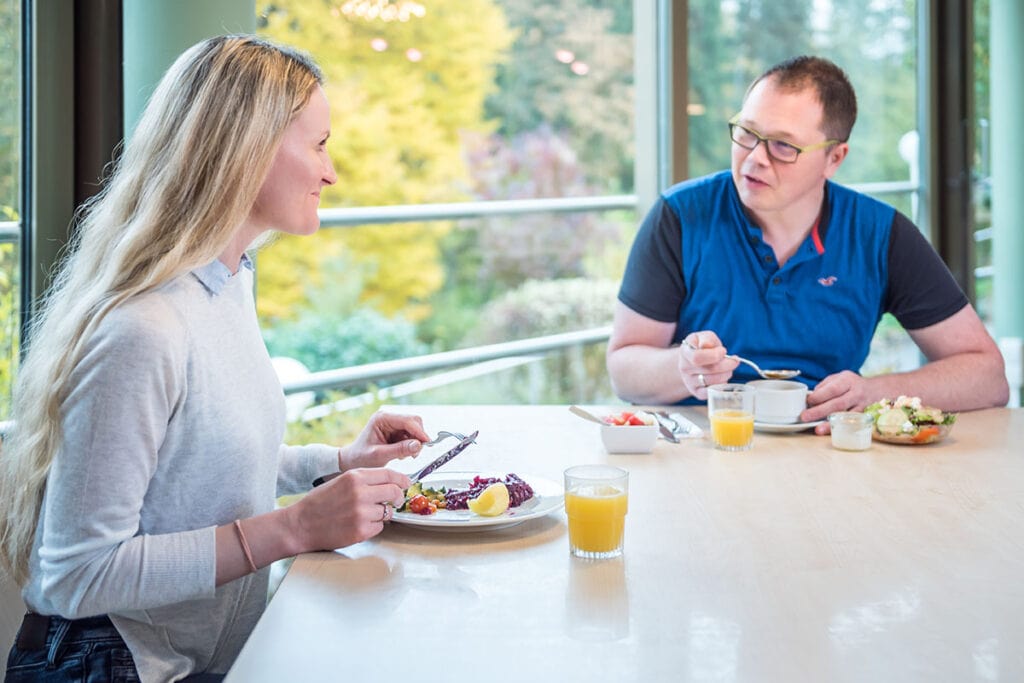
[747,56,858,143]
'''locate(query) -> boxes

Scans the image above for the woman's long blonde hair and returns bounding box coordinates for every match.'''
[0,35,323,583]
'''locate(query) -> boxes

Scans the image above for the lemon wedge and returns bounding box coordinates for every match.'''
[467,482,510,516]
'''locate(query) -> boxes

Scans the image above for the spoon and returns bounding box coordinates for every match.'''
[569,405,606,424]
[726,354,801,380]
[683,339,801,380]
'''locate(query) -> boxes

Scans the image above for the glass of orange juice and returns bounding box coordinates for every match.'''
[707,383,755,451]
[564,465,629,559]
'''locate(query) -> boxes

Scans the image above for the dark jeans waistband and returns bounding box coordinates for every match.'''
[16,612,114,651]
[7,611,135,681]
[11,612,225,681]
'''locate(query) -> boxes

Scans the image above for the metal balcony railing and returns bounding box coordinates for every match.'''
[4,183,933,401]
[0,220,17,243]
[282,326,612,395]
[282,182,921,396]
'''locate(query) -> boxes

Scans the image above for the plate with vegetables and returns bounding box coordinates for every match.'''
[391,472,564,532]
[865,396,957,445]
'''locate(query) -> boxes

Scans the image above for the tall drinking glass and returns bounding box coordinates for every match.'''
[564,465,629,560]
[707,383,755,451]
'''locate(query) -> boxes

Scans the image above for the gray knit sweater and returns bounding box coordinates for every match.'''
[23,258,339,682]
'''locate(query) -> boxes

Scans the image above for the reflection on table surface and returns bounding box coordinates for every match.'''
[226,405,1024,682]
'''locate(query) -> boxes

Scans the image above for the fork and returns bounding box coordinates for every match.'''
[423,430,471,447]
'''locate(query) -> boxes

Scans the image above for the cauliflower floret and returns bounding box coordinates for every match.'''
[893,395,922,410]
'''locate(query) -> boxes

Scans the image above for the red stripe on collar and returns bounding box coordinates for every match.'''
[811,214,824,254]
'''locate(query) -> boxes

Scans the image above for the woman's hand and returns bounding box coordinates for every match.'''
[291,467,411,551]
[338,411,431,471]
[217,466,412,583]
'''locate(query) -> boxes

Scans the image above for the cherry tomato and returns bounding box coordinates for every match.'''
[408,495,432,514]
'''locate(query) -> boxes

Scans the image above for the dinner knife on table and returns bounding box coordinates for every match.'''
[652,412,680,443]
[409,430,479,484]
[312,430,480,488]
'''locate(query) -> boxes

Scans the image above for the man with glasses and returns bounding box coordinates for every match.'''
[607,56,1008,430]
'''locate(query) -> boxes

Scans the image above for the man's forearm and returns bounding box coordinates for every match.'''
[607,345,691,405]
[867,350,1009,411]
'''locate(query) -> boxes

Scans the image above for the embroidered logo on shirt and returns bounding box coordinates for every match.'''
[818,275,838,287]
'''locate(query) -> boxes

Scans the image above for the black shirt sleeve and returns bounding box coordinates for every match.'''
[617,198,686,323]
[884,211,969,330]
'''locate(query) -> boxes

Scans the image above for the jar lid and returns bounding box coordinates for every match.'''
[828,411,873,427]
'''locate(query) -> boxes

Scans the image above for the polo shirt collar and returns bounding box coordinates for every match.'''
[192,253,254,295]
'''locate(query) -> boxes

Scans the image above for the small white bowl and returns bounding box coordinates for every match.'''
[600,423,659,454]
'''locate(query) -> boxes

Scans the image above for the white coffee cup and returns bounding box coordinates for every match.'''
[749,379,808,424]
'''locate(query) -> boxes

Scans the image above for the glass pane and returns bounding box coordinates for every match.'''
[687,0,921,377]
[688,0,918,191]
[254,0,635,420]
[972,0,992,325]
[0,0,21,422]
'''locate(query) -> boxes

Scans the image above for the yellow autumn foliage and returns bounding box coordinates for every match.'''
[256,0,515,323]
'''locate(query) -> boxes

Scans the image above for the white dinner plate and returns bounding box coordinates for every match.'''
[754,420,824,433]
[390,472,564,532]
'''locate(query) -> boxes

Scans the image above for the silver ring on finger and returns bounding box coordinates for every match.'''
[378,502,391,523]
[698,373,706,388]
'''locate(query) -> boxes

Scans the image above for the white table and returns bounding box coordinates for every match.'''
[226,405,1024,682]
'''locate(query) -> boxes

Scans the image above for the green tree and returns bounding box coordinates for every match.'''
[484,0,634,192]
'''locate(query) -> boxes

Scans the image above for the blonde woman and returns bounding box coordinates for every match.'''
[1,35,429,682]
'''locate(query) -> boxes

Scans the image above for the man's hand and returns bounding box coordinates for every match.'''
[679,331,740,400]
[803,370,877,434]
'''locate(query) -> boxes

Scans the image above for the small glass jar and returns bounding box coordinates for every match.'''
[828,412,874,451]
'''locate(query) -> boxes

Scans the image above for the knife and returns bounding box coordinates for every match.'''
[652,412,680,443]
[409,430,479,484]
[312,430,479,488]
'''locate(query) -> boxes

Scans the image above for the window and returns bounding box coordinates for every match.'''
[242,1,966,428]
[972,0,992,323]
[255,0,635,418]
[0,0,22,422]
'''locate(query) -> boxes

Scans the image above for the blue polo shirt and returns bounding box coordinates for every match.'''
[618,171,968,392]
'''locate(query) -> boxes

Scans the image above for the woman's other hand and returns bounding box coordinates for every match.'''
[338,411,430,471]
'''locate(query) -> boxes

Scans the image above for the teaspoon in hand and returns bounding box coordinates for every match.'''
[726,354,801,380]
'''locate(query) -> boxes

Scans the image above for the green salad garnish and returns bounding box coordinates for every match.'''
[864,396,956,437]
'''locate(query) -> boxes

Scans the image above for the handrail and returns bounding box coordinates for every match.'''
[0,181,915,243]
[316,182,914,228]
[5,183,932,401]
[285,182,923,396]
[281,326,612,394]
[847,180,917,196]
[318,195,638,227]
[0,221,18,243]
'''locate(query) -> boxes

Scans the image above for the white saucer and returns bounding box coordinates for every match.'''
[754,420,824,433]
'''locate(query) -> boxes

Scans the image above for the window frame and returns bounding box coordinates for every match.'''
[16,1,981,401]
